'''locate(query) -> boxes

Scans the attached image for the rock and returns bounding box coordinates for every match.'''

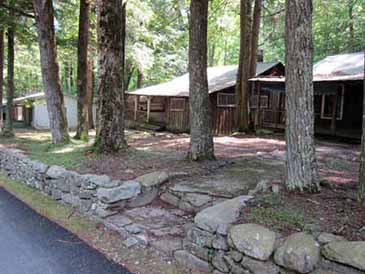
[212,235,229,251]
[54,178,70,193]
[182,240,211,261]
[322,241,365,271]
[184,193,212,207]
[150,238,182,256]
[310,270,341,274]
[97,181,141,204]
[83,174,118,188]
[228,250,243,263]
[127,187,158,208]
[46,165,68,179]
[160,192,180,207]
[174,250,212,273]
[51,189,62,200]
[79,190,95,200]
[224,256,249,274]
[194,196,252,233]
[31,160,48,173]
[212,251,230,273]
[274,233,320,273]
[134,234,149,245]
[186,226,214,248]
[125,224,144,234]
[123,237,139,248]
[318,258,363,274]
[229,223,276,261]
[80,199,92,212]
[136,171,169,188]
[241,256,279,274]
[317,233,345,245]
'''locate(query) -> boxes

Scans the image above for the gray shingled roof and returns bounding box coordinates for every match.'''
[127,62,281,97]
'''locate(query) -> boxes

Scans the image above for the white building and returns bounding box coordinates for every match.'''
[12,92,96,130]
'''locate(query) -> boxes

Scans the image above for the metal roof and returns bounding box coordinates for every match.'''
[127,62,281,97]
[251,52,364,83]
[313,51,364,81]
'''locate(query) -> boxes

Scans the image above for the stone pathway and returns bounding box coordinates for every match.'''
[104,204,193,256]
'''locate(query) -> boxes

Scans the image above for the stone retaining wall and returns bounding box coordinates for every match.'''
[176,196,365,274]
[0,148,169,218]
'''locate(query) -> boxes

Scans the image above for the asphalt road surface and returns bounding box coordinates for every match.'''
[0,187,132,274]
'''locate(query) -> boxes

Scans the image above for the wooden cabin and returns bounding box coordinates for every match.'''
[126,62,285,135]
[250,52,364,139]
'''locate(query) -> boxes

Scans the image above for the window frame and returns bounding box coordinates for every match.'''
[320,89,344,120]
[217,93,236,108]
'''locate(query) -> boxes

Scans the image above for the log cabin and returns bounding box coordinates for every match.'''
[126,62,285,135]
[250,52,364,138]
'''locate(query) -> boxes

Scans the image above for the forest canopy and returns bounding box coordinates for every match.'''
[2,0,365,96]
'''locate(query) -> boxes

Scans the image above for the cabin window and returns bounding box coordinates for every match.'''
[217,93,236,107]
[250,95,269,108]
[320,90,344,120]
[170,98,185,111]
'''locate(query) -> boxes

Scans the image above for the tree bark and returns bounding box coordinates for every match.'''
[188,0,215,161]
[95,0,127,153]
[75,0,90,141]
[235,0,252,132]
[250,0,262,77]
[136,68,143,89]
[87,60,94,129]
[359,51,365,202]
[33,0,69,144]
[3,20,15,137]
[0,28,4,132]
[285,0,319,192]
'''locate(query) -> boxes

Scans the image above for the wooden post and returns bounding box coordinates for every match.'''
[255,81,261,130]
[134,95,138,121]
[330,86,341,133]
[146,96,151,123]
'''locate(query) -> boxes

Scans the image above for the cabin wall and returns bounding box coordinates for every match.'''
[166,97,190,133]
[212,87,236,135]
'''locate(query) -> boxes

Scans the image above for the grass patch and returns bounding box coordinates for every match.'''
[0,130,94,169]
[247,207,307,231]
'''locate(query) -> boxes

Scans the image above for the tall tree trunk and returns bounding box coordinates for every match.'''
[359,51,365,202]
[95,0,127,153]
[0,28,4,132]
[87,60,94,129]
[188,0,215,161]
[136,68,143,89]
[33,0,69,144]
[3,21,15,137]
[285,0,319,192]
[235,0,252,132]
[250,0,262,77]
[75,0,90,141]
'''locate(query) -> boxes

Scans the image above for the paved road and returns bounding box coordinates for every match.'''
[0,188,131,274]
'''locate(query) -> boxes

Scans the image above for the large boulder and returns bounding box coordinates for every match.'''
[322,241,365,271]
[194,196,252,234]
[136,171,169,188]
[274,233,320,274]
[96,181,141,204]
[229,223,276,261]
